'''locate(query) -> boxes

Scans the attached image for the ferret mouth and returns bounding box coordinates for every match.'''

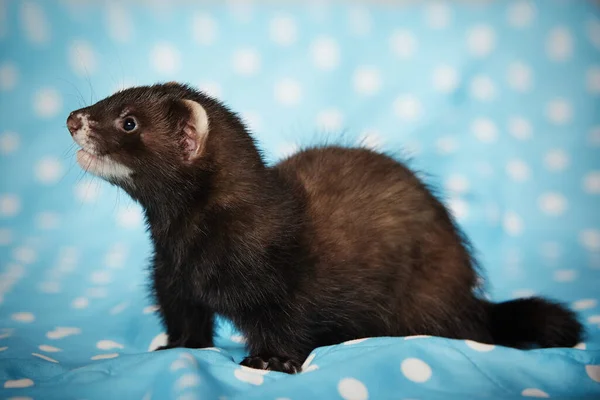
[76,148,133,181]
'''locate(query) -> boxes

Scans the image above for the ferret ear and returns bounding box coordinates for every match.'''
[180,99,209,162]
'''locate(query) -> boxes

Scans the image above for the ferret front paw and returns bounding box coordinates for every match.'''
[240,355,300,374]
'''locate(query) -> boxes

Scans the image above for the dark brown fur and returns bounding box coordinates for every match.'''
[67,83,583,373]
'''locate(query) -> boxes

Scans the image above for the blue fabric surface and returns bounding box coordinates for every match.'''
[1,1,600,399]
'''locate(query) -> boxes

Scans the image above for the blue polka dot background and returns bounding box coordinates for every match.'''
[1,1,599,399]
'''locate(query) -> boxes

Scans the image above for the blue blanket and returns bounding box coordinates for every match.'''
[1,1,599,399]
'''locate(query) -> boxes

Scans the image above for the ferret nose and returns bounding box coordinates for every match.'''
[67,112,82,135]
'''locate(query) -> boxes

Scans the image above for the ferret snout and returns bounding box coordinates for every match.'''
[67,112,82,136]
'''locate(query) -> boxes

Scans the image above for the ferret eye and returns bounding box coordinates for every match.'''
[122,117,137,132]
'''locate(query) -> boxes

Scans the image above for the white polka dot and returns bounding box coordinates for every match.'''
[583,171,600,194]
[425,2,451,29]
[46,326,81,339]
[587,365,600,382]
[192,12,217,45]
[4,378,34,388]
[343,338,368,345]
[20,1,49,44]
[38,281,60,293]
[512,289,535,298]
[230,334,246,343]
[393,95,422,121]
[310,36,340,70]
[465,340,495,352]
[316,109,344,132]
[546,99,572,125]
[68,40,97,76]
[435,136,458,154]
[227,0,253,22]
[105,3,132,43]
[232,48,261,76]
[32,352,58,363]
[35,157,63,184]
[353,66,381,96]
[11,312,35,323]
[572,299,597,310]
[507,61,533,92]
[544,149,569,171]
[104,243,127,269]
[581,229,600,253]
[176,373,200,390]
[466,25,495,57]
[338,378,368,400]
[0,131,20,154]
[148,332,168,351]
[587,66,600,94]
[0,62,18,91]
[401,358,432,383]
[390,29,417,59]
[574,342,586,350]
[86,287,108,298]
[33,87,62,118]
[507,1,535,28]
[36,211,60,230]
[547,27,573,61]
[404,335,431,340]
[38,345,61,352]
[589,126,600,146]
[469,75,496,101]
[95,340,124,351]
[274,78,302,106]
[117,206,143,228]
[170,358,188,371]
[503,212,524,236]
[357,130,383,150]
[198,81,222,98]
[0,228,12,245]
[13,246,36,263]
[277,142,299,159]
[445,174,469,194]
[471,118,498,143]
[269,14,297,46]
[506,159,531,182]
[448,198,468,221]
[538,192,567,215]
[234,368,264,385]
[110,301,129,315]
[74,180,102,203]
[143,305,160,314]
[553,269,577,282]
[347,7,371,36]
[508,117,532,140]
[589,315,600,324]
[71,297,89,309]
[522,388,549,398]
[587,18,600,49]
[240,111,261,132]
[540,241,562,259]
[301,353,316,371]
[91,353,119,360]
[0,194,21,217]
[150,43,181,75]
[432,65,458,93]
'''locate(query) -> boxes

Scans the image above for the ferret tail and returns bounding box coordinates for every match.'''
[486,297,584,348]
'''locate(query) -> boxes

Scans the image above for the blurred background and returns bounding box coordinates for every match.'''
[0,0,599,398]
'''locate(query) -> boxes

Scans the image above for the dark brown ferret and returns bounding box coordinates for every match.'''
[66,82,583,373]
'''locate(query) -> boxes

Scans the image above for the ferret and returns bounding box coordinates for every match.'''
[66,82,583,373]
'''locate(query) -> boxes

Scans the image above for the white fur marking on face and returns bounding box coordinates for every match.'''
[77,150,133,181]
[72,113,99,155]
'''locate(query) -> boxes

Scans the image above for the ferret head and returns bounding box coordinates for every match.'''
[66,83,220,195]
